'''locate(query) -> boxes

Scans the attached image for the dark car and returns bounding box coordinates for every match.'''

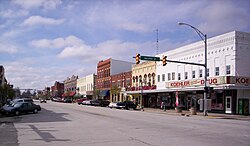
[123,101,137,110]
[91,99,110,107]
[64,98,72,103]
[1,102,41,116]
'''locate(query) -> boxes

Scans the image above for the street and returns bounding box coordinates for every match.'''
[1,101,250,146]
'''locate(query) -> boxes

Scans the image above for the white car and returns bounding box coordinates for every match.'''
[82,100,92,105]
[108,102,126,109]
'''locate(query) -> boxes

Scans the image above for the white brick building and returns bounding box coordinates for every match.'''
[156,31,250,115]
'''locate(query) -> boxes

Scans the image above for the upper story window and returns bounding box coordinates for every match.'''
[226,65,231,75]
[215,67,220,76]
[162,74,165,82]
[172,72,175,80]
[185,72,188,79]
[207,68,210,77]
[178,73,181,80]
[192,71,195,78]
[158,75,160,82]
[199,69,203,78]
[168,73,171,81]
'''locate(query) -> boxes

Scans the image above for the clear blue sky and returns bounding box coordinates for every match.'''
[1,0,250,90]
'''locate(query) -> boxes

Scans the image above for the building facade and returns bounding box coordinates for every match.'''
[63,75,78,97]
[110,71,132,102]
[126,61,157,108]
[51,81,64,97]
[96,58,133,100]
[156,31,250,115]
[77,74,96,99]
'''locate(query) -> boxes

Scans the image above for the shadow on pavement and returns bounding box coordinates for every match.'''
[10,108,71,123]
[29,125,70,142]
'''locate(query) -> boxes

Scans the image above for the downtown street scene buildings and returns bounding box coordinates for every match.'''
[2,31,249,116]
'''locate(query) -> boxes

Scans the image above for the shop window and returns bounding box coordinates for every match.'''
[226,65,230,75]
[215,67,219,76]
[192,70,195,78]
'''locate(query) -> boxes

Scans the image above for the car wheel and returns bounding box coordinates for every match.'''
[33,109,38,114]
[15,110,20,116]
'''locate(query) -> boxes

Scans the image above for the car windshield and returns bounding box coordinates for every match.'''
[13,103,22,108]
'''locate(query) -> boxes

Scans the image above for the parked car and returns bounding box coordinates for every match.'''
[1,102,41,116]
[82,100,92,105]
[64,98,72,103]
[91,99,110,107]
[77,98,87,105]
[108,102,126,109]
[40,98,47,103]
[10,98,33,104]
[52,97,63,102]
[123,101,137,110]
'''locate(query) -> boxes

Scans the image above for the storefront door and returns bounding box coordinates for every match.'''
[225,96,232,114]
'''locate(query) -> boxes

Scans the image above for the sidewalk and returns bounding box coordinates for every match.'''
[142,108,250,121]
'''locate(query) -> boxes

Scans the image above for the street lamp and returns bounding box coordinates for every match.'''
[178,22,208,116]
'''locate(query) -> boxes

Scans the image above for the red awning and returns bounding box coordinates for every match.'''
[62,92,76,97]
[69,92,76,96]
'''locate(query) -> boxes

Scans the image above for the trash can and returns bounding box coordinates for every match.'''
[175,107,182,113]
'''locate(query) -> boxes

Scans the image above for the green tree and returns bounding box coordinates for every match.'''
[0,84,15,107]
[110,85,121,102]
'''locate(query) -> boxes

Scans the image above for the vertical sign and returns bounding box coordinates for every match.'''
[175,91,179,107]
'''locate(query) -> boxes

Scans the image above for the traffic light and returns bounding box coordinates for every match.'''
[204,87,214,93]
[135,53,140,64]
[162,55,167,66]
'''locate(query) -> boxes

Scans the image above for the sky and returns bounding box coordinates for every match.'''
[0,0,250,90]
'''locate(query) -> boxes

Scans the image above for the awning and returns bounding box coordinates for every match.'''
[73,93,86,98]
[99,90,110,97]
[69,92,76,96]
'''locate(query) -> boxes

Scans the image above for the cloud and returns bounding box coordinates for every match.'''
[0,42,18,54]
[22,15,65,26]
[29,35,83,49]
[12,0,62,10]
[197,1,250,34]
[0,9,29,18]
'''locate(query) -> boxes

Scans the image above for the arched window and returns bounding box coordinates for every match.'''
[152,73,155,85]
[148,73,151,86]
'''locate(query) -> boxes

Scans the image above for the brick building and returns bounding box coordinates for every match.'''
[97,58,133,100]
[110,71,132,102]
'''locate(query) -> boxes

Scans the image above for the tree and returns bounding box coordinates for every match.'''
[0,84,15,107]
[110,85,121,102]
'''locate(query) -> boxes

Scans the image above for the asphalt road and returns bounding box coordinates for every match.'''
[1,101,250,146]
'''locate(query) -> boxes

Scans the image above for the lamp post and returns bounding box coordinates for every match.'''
[178,22,208,116]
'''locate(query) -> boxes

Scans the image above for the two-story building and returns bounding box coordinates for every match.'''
[156,31,250,115]
[110,71,132,102]
[96,58,133,100]
[77,74,96,99]
[63,75,78,98]
[126,61,157,108]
